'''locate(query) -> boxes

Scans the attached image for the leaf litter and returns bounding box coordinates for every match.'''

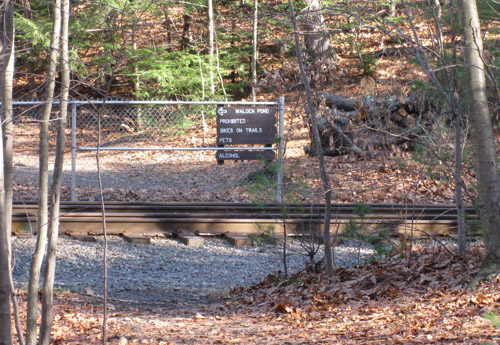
[11,244,500,344]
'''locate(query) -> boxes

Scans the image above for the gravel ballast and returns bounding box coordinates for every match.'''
[11,235,375,306]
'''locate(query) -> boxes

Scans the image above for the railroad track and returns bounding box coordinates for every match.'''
[12,202,479,238]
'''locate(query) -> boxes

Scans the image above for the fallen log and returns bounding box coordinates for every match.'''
[306,93,436,156]
[317,92,359,112]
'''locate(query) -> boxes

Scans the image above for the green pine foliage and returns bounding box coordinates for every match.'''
[341,203,394,260]
[132,47,249,99]
[14,9,52,75]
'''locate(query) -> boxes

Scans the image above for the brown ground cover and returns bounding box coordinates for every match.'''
[11,245,500,344]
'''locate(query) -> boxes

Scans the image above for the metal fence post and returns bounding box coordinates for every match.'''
[71,102,77,201]
[277,96,284,204]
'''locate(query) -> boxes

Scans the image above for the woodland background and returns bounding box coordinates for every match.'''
[2,0,500,344]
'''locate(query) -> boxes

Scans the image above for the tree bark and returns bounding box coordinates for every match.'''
[454,112,466,258]
[433,0,442,20]
[22,0,37,99]
[26,0,62,343]
[207,0,215,95]
[459,0,500,275]
[39,0,69,342]
[162,6,173,45]
[301,0,335,63]
[317,92,358,111]
[132,12,140,95]
[446,0,466,258]
[388,0,396,17]
[2,0,14,245]
[1,2,17,344]
[97,103,110,345]
[251,0,258,101]
[0,98,12,345]
[181,13,192,49]
[289,0,334,276]
[0,6,14,343]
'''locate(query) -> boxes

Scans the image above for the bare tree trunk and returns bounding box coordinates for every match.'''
[94,77,116,345]
[0,101,12,345]
[433,0,442,20]
[162,6,173,45]
[0,5,13,340]
[207,0,215,95]
[197,50,207,144]
[26,0,62,343]
[181,13,192,49]
[251,0,258,101]
[442,0,464,258]
[289,0,334,276]
[388,0,396,17]
[22,0,37,99]
[1,2,20,344]
[131,14,143,129]
[282,219,288,278]
[301,0,335,63]
[1,0,14,245]
[97,104,109,345]
[215,41,227,101]
[39,0,69,342]
[459,0,500,278]
[453,113,466,257]
[132,14,140,94]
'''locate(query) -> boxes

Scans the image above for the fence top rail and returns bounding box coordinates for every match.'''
[7,100,279,106]
[78,146,277,151]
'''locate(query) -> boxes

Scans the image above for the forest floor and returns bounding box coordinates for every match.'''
[10,244,500,344]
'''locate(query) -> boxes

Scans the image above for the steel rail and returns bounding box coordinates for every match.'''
[11,202,477,216]
[11,202,479,238]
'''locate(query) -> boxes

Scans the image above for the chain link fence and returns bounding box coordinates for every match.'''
[76,101,217,148]
[11,99,284,203]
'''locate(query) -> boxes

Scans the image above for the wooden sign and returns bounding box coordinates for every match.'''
[216,106,277,145]
[215,150,275,161]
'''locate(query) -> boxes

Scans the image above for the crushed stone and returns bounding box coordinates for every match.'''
[11,235,376,306]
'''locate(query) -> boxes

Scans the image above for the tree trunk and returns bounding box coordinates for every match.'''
[433,0,442,20]
[459,0,500,276]
[301,0,335,63]
[22,0,37,99]
[97,104,110,345]
[0,100,12,345]
[1,0,14,266]
[0,4,14,343]
[251,0,258,101]
[453,113,466,258]
[39,0,69,342]
[25,0,62,343]
[132,13,140,95]
[388,0,396,17]
[2,0,14,247]
[1,2,15,344]
[207,0,215,95]
[446,0,466,259]
[162,6,173,45]
[289,0,334,276]
[181,13,192,49]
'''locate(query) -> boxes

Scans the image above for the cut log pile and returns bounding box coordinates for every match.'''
[306,92,437,156]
